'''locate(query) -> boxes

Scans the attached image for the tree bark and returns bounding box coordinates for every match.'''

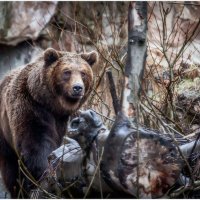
[122,1,147,119]
[106,71,121,114]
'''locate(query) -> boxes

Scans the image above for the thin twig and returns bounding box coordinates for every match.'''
[83,148,104,198]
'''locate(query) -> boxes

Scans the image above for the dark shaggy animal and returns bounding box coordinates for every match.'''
[0,48,98,198]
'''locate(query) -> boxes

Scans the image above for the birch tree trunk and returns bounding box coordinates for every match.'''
[122,1,147,119]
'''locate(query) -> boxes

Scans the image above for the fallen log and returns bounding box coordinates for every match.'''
[30,109,200,199]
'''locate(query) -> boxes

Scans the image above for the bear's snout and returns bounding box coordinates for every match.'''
[73,84,83,94]
[71,83,84,98]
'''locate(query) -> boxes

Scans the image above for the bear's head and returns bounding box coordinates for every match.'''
[43,48,98,113]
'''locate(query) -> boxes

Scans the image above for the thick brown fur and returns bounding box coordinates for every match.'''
[0,48,98,198]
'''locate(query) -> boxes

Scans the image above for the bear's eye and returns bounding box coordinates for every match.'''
[63,70,71,79]
[81,72,86,79]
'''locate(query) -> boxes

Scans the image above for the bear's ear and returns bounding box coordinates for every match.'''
[44,48,60,66]
[81,51,98,67]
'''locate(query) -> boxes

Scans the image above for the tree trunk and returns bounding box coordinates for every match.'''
[122,1,147,119]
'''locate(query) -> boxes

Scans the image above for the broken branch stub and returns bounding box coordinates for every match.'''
[122,2,147,118]
[106,71,121,114]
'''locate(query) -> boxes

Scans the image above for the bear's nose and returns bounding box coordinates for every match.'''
[73,85,83,94]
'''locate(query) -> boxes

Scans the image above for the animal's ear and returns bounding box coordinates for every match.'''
[44,48,60,66]
[80,51,98,67]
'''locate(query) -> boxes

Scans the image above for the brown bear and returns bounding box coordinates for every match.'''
[0,48,98,198]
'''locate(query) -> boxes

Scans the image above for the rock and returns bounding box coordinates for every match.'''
[148,2,200,68]
[54,2,128,49]
[0,2,58,46]
[0,42,42,79]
